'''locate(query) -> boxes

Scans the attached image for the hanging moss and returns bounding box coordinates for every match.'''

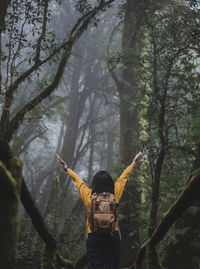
[0,158,22,269]
[41,244,57,269]
[146,246,162,269]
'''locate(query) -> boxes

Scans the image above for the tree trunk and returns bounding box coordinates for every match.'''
[0,143,22,269]
[44,43,84,227]
[0,0,11,32]
[106,113,115,171]
[88,122,95,185]
[119,0,150,265]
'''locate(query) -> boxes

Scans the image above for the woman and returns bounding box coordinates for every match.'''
[56,152,142,269]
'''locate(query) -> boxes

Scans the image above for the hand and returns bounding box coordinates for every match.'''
[56,154,68,170]
[130,152,142,168]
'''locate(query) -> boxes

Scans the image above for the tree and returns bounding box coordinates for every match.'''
[0,0,115,142]
[136,1,200,267]
[129,168,200,269]
[107,0,151,265]
[0,142,22,269]
[0,0,116,267]
[143,0,200,233]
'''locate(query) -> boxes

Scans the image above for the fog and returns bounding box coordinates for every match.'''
[1,1,200,268]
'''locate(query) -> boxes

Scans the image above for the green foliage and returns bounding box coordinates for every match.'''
[6,0,200,267]
[130,1,200,266]
[188,114,200,142]
[1,0,59,92]
[76,0,93,14]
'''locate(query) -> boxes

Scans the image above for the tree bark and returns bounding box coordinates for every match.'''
[0,1,116,267]
[0,161,22,269]
[119,0,150,265]
[21,176,74,268]
[20,178,57,248]
[0,151,22,269]
[0,0,11,32]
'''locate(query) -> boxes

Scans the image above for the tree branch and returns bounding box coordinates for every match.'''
[34,0,48,64]
[0,161,16,197]
[130,168,200,268]
[106,21,124,90]
[7,0,115,100]
[20,177,57,248]
[8,43,73,141]
[71,0,114,37]
[4,0,115,142]
[56,253,74,268]
[21,176,74,268]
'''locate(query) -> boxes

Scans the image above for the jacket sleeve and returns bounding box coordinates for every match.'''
[67,168,92,209]
[114,166,133,203]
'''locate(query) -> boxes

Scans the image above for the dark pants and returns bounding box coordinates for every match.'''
[86,231,121,269]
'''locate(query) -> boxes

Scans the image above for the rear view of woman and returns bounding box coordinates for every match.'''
[56,152,142,269]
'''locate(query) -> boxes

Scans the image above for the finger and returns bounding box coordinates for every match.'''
[56,154,65,165]
[56,154,61,160]
[134,152,142,161]
[136,152,142,158]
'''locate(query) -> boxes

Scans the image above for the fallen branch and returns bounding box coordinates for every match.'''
[21,178,74,268]
[57,253,74,268]
[21,177,57,248]
[130,168,200,268]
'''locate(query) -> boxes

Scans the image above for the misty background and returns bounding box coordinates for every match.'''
[0,0,200,268]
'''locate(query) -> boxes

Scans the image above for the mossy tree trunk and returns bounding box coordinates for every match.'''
[0,157,22,269]
[0,1,117,268]
[119,0,150,266]
[0,0,11,32]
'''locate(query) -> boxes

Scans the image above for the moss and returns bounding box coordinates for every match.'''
[9,157,23,195]
[41,244,57,269]
[0,158,22,269]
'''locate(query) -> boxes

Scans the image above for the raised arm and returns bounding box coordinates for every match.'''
[114,152,142,202]
[56,154,91,208]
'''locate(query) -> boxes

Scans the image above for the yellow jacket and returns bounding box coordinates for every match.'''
[67,165,133,234]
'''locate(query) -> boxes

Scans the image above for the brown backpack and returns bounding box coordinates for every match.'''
[89,192,117,234]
